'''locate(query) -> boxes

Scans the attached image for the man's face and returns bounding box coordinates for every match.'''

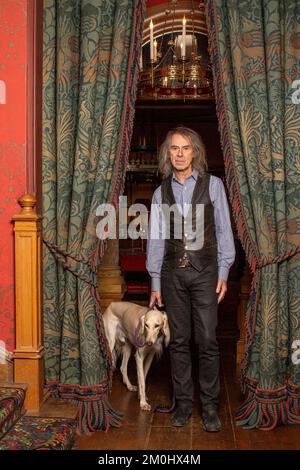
[169,133,194,174]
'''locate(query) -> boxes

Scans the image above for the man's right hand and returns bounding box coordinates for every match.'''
[149,291,163,307]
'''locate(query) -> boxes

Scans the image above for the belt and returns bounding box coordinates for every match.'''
[177,258,191,268]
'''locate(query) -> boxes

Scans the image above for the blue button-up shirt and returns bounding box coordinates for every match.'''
[146,170,236,291]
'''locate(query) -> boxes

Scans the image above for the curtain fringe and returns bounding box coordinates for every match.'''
[77,398,123,435]
[205,0,260,274]
[236,381,300,430]
[239,270,260,382]
[46,382,123,435]
[107,0,146,214]
[91,285,114,380]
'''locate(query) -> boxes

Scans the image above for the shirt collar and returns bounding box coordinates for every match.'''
[172,169,198,184]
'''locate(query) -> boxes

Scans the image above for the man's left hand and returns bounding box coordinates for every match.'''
[216,279,227,304]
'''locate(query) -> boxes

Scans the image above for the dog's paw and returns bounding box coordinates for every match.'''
[140,401,151,412]
[127,384,138,392]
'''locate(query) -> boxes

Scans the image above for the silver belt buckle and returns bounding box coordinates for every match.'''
[177,257,190,268]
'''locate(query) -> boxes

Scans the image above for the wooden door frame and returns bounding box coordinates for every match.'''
[26,0,43,212]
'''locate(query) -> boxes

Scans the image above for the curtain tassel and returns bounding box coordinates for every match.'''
[77,397,123,435]
[236,384,300,430]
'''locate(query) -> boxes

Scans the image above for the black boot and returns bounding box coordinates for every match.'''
[171,405,192,427]
[202,405,221,432]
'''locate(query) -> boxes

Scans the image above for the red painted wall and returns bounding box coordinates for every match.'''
[0,0,27,351]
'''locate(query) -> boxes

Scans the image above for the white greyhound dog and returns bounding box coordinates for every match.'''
[103,301,170,411]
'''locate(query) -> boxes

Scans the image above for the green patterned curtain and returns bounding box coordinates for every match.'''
[207,0,300,429]
[43,0,145,433]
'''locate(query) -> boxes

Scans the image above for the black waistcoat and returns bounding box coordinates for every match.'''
[161,173,217,271]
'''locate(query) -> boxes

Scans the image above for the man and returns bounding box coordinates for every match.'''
[146,126,235,431]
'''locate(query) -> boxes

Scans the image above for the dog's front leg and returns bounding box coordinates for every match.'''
[120,342,137,392]
[135,349,151,411]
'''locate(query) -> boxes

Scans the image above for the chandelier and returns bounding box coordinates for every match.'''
[137,0,214,101]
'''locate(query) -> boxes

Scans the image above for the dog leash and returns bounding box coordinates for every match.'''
[154,394,176,414]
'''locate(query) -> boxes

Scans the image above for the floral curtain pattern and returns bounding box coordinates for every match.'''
[43,0,145,433]
[207,0,300,429]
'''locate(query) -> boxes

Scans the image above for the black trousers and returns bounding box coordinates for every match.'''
[161,262,219,410]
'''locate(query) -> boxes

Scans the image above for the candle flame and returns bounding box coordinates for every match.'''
[150,19,153,29]
[183,16,186,25]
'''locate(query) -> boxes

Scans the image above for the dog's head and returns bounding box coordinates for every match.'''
[140,308,170,347]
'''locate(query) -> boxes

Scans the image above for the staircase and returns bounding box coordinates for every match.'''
[0,384,76,450]
[0,385,25,440]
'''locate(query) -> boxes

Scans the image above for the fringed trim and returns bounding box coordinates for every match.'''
[205,0,260,274]
[77,398,123,435]
[239,270,261,384]
[95,1,145,266]
[110,0,146,210]
[46,381,123,435]
[91,284,114,385]
[236,377,300,430]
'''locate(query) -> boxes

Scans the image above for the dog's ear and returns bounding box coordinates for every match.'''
[140,314,146,335]
[162,312,170,347]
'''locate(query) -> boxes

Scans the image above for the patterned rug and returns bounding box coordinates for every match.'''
[0,416,76,450]
[0,387,25,439]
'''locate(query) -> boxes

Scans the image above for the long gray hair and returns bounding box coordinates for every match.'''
[158,126,208,179]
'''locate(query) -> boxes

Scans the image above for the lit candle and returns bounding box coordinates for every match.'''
[150,20,154,61]
[182,16,186,58]
[153,39,157,62]
[180,42,183,58]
